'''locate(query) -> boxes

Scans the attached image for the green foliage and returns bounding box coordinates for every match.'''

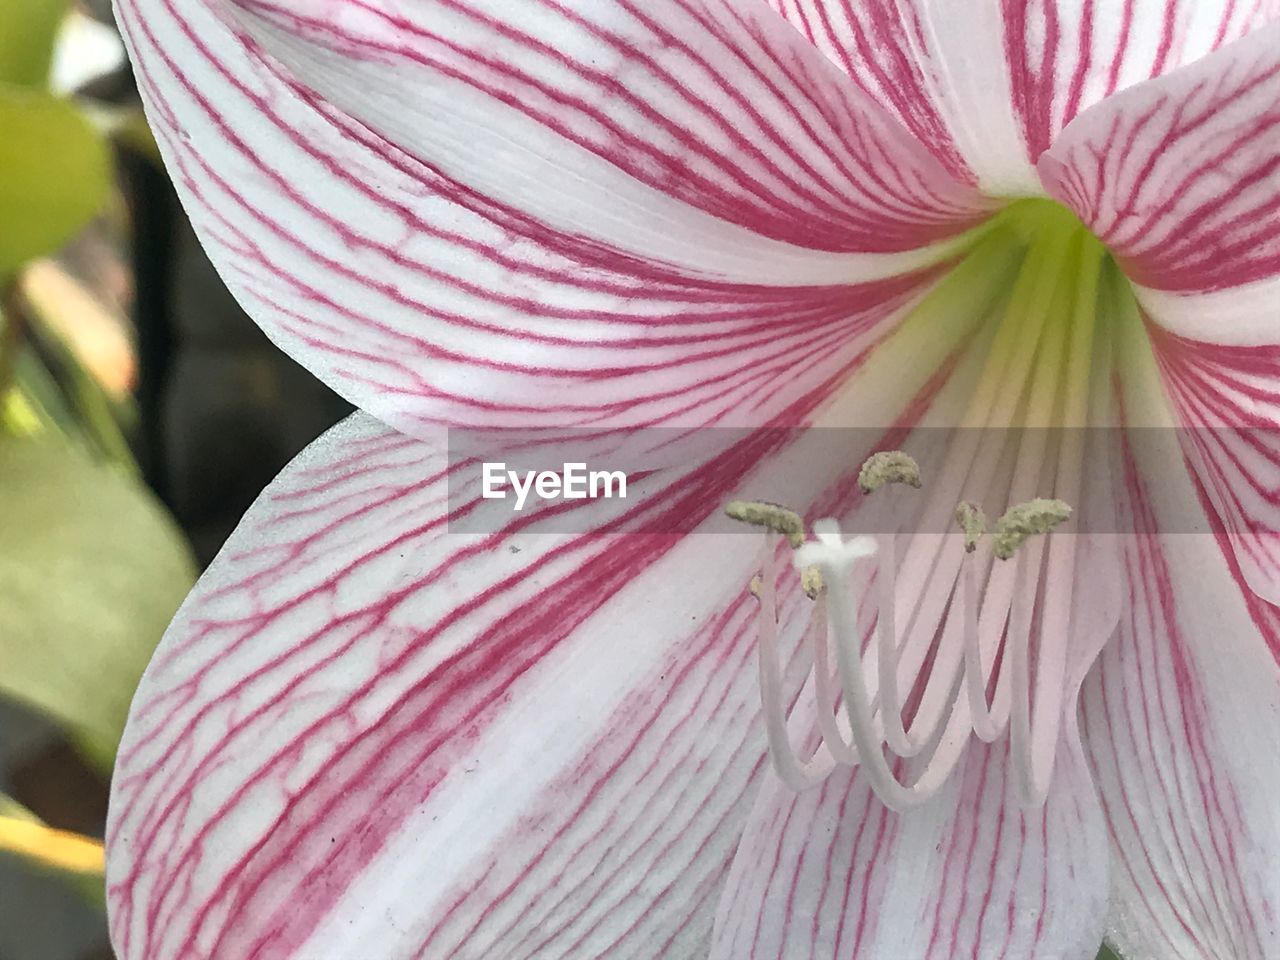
[1097,944,1124,959]
[0,0,67,89]
[0,84,111,277]
[0,435,195,771]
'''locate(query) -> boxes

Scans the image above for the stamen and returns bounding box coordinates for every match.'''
[800,566,825,600]
[734,222,1119,812]
[992,498,1072,560]
[725,499,806,549]
[797,521,968,809]
[753,535,834,790]
[874,534,922,756]
[857,450,922,494]
[954,501,987,552]
[960,552,1004,742]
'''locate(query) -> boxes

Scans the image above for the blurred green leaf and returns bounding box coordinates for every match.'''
[0,0,67,89]
[1097,945,1124,959]
[0,434,195,771]
[0,85,110,277]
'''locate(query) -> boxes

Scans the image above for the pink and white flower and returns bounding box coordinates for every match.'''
[105,1,1280,958]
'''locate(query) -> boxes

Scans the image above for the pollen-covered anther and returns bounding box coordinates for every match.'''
[954,501,987,553]
[857,450,922,494]
[992,497,1072,560]
[800,566,825,600]
[725,499,806,549]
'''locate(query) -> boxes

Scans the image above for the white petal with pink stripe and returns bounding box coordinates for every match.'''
[105,0,1280,958]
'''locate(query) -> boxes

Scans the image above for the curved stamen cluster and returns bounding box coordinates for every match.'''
[739,471,1071,814]
[732,202,1118,812]
[743,480,1071,812]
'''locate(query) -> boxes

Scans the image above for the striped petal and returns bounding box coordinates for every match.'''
[1040,22,1280,297]
[114,0,988,436]
[1041,24,1280,601]
[107,413,773,960]
[105,262,1004,960]
[1146,329,1280,603]
[766,0,1279,193]
[1080,392,1280,960]
[709,738,1109,960]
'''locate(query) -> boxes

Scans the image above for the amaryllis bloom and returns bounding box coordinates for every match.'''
[105,0,1280,958]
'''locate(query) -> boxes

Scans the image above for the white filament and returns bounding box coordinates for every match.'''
[754,536,835,789]
[754,523,1030,811]
[748,229,1105,811]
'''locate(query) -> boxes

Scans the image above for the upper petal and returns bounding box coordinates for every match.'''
[1040,22,1280,298]
[114,0,988,435]
[767,0,1279,194]
[1042,24,1280,601]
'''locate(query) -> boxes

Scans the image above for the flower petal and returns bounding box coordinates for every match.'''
[1042,24,1280,601]
[105,264,1004,959]
[709,738,1109,960]
[113,0,988,435]
[1040,22,1280,297]
[1079,388,1280,960]
[767,0,1278,193]
[1145,326,1280,604]
[106,413,769,960]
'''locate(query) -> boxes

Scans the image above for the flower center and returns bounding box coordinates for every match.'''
[735,200,1131,811]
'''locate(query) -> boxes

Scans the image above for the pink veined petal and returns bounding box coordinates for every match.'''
[112,0,988,437]
[105,272,997,960]
[1040,22,1280,295]
[709,737,1109,960]
[765,0,1280,194]
[1146,325,1280,604]
[106,413,776,960]
[1041,24,1280,601]
[1079,414,1280,960]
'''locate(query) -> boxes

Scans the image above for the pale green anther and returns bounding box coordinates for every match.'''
[746,559,823,601]
[954,501,987,553]
[858,450,922,494]
[992,498,1072,560]
[725,499,806,550]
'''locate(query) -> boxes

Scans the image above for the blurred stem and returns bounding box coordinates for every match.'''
[0,815,105,876]
[0,280,24,400]
[35,318,136,470]
[1,274,138,469]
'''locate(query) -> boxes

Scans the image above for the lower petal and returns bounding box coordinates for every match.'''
[107,413,779,960]
[709,735,1109,960]
[1081,330,1280,960]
